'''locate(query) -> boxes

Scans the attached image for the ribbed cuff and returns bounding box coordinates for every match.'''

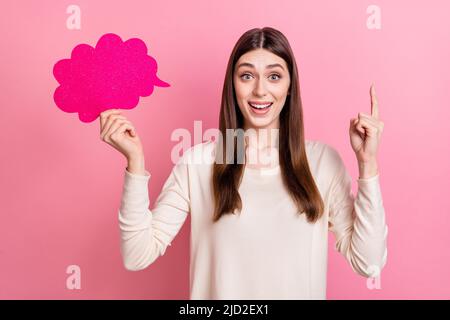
[125,168,151,179]
[121,168,152,214]
[357,173,380,183]
[356,173,383,208]
[123,168,151,191]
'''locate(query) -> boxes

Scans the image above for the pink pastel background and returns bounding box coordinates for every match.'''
[1,0,449,299]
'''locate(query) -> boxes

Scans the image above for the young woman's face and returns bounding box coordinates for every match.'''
[233,48,291,130]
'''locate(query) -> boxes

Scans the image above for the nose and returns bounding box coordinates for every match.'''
[253,77,268,97]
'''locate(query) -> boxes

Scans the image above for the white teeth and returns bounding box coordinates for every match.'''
[249,103,272,109]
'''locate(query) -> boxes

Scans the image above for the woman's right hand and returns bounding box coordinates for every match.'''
[99,109,144,161]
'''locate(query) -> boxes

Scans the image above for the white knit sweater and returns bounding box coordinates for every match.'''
[118,140,388,299]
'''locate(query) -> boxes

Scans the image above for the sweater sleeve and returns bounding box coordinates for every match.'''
[327,148,388,278]
[118,159,190,271]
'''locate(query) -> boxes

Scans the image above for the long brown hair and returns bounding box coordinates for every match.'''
[212,27,324,223]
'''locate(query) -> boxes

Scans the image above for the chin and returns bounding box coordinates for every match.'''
[246,117,274,129]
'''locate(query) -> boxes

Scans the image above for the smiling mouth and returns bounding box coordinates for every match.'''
[248,102,273,114]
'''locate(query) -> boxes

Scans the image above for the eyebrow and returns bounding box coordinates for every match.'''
[236,62,285,71]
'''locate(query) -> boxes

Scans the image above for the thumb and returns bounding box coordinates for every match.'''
[350,118,364,135]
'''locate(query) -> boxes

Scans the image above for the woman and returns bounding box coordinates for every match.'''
[100,27,387,299]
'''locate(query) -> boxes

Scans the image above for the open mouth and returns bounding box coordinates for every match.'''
[248,102,273,115]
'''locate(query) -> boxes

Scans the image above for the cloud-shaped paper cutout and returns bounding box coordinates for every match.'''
[53,33,170,123]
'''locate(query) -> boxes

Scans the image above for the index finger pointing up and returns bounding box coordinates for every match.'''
[370,84,379,119]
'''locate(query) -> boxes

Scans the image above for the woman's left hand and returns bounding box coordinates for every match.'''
[349,84,384,175]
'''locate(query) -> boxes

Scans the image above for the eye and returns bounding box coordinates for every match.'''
[270,74,281,80]
[240,73,252,80]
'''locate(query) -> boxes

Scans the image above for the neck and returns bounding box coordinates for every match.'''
[243,127,280,167]
[243,118,280,150]
[244,128,279,150]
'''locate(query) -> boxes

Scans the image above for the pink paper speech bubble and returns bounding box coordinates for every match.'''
[53,33,170,123]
